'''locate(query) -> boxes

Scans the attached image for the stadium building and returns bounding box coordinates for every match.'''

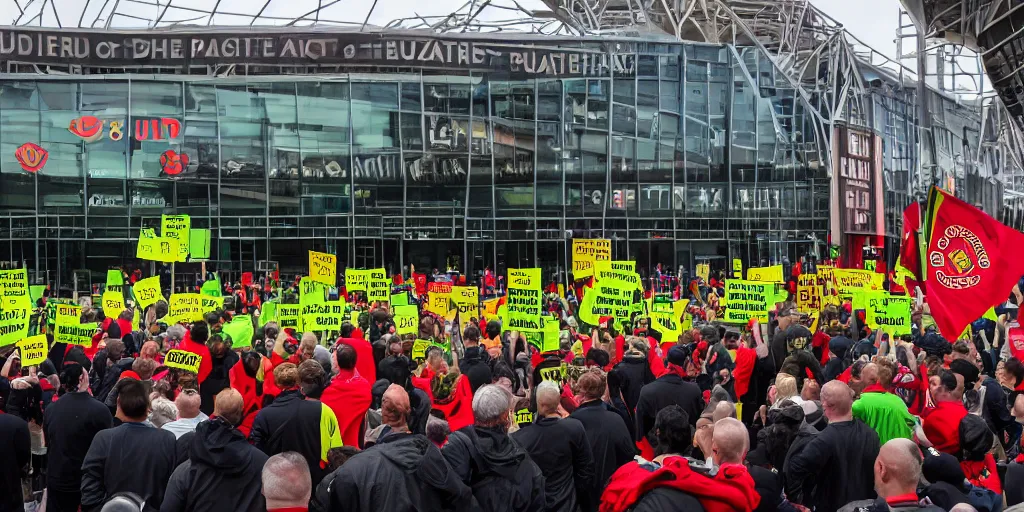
[0,0,1020,291]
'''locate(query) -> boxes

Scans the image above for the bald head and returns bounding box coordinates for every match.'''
[381,383,411,429]
[174,389,202,419]
[711,417,749,465]
[821,380,854,421]
[875,438,923,497]
[536,380,561,416]
[262,452,311,509]
[712,400,736,423]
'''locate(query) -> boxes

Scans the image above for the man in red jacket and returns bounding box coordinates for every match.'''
[320,343,372,448]
[921,368,968,455]
[337,323,376,383]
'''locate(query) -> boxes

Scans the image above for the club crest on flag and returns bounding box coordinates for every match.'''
[928,225,990,290]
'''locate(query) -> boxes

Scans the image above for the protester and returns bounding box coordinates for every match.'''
[248,362,342,486]
[568,370,634,501]
[852,360,915,444]
[601,405,760,511]
[160,389,268,512]
[512,380,595,512]
[442,384,545,511]
[786,380,881,512]
[921,369,970,455]
[328,384,474,511]
[81,379,177,512]
[43,363,113,512]
[634,345,704,455]
[320,343,372,447]
[0,404,30,512]
[148,398,178,428]
[840,438,944,512]
[261,452,311,512]
[459,325,492,392]
[161,388,208,439]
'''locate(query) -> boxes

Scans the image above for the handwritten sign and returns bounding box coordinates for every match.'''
[797,273,821,313]
[0,268,29,310]
[344,268,368,292]
[594,261,642,291]
[137,235,180,262]
[394,305,419,335]
[0,308,31,347]
[747,265,784,283]
[105,269,124,294]
[164,349,201,373]
[366,268,389,303]
[572,239,611,279]
[54,322,98,346]
[864,292,912,335]
[833,269,884,291]
[309,251,337,285]
[277,304,300,329]
[201,296,224,314]
[426,282,452,318]
[301,300,346,331]
[132,276,162,309]
[168,293,203,323]
[55,304,81,325]
[696,263,710,282]
[451,286,479,317]
[17,335,47,366]
[507,268,541,290]
[733,258,742,278]
[723,280,786,324]
[161,214,191,261]
[101,290,125,314]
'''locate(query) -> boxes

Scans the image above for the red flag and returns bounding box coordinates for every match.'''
[896,202,924,293]
[924,187,1024,339]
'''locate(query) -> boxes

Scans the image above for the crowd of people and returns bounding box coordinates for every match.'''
[1,263,1024,512]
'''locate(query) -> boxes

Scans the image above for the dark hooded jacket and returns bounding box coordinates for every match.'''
[460,346,493,393]
[512,416,596,512]
[159,417,268,512]
[80,421,177,512]
[569,399,635,503]
[614,354,656,416]
[824,337,853,382]
[327,432,476,512]
[785,418,880,512]
[90,354,135,404]
[442,425,545,512]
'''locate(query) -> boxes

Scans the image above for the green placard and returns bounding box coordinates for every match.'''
[189,229,211,259]
[391,292,409,307]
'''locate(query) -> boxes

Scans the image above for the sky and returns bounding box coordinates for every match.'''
[811,0,902,60]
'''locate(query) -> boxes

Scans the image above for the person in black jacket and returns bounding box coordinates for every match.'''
[199,333,239,415]
[160,389,267,512]
[248,363,342,487]
[634,345,704,450]
[329,384,475,511]
[513,380,595,512]
[442,384,545,511]
[786,380,880,512]
[569,371,634,503]
[90,339,133,406]
[0,410,29,512]
[613,338,656,417]
[81,379,177,512]
[43,363,112,512]
[460,325,492,393]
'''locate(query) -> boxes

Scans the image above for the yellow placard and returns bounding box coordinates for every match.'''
[0,307,31,347]
[132,276,162,309]
[55,304,81,325]
[394,305,419,335]
[164,349,201,373]
[137,235,180,262]
[451,286,479,317]
[17,334,48,366]
[309,251,337,285]
[301,300,346,331]
[833,269,884,291]
[344,268,367,292]
[0,268,30,311]
[168,293,203,323]
[54,322,98,346]
[201,296,224,314]
[483,298,500,317]
[797,273,821,313]
[572,239,611,279]
[366,268,389,303]
[101,290,125,315]
[723,280,787,324]
[746,265,784,283]
[732,258,742,278]
[697,263,710,282]
[161,214,191,262]
[508,268,542,290]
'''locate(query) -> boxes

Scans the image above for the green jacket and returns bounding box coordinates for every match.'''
[852,389,915,445]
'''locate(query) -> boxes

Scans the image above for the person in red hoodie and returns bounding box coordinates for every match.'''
[179,321,213,384]
[337,323,375,383]
[600,405,760,512]
[228,350,278,437]
[319,343,372,448]
[920,368,968,455]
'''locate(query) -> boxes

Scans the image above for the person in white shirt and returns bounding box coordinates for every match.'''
[161,388,209,439]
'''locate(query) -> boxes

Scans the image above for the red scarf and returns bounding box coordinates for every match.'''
[600,458,760,512]
[963,454,1002,493]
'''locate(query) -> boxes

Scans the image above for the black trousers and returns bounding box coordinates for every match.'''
[46,489,81,512]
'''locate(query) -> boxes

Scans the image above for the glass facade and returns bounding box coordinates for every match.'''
[0,38,845,287]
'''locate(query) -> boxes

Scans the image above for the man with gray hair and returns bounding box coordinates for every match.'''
[513,380,595,512]
[262,452,311,511]
[443,384,545,511]
[148,398,178,428]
